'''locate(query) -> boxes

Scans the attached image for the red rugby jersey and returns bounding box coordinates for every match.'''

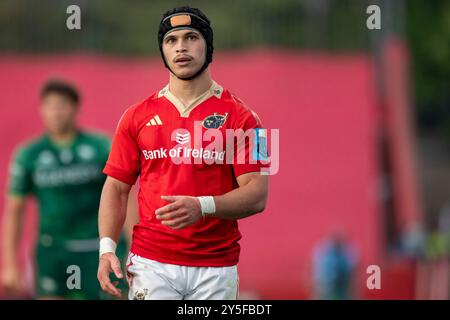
[104,81,267,267]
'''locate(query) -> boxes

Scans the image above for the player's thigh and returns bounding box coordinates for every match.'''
[67,247,133,300]
[63,239,129,300]
[185,265,239,300]
[63,250,105,299]
[35,246,66,299]
[126,253,183,300]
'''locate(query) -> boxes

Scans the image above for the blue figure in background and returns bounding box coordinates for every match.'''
[313,232,358,300]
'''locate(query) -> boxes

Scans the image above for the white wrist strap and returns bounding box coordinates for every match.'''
[197,196,216,217]
[99,237,117,257]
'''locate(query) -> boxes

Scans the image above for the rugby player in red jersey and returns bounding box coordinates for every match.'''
[97,6,269,300]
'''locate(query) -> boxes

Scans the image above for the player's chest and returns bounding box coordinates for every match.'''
[136,105,233,154]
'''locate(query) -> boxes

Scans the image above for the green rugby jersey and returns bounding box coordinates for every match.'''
[8,130,111,248]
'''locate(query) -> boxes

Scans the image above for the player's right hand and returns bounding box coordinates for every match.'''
[97,252,123,298]
[0,263,26,295]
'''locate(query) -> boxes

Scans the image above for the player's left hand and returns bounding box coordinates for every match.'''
[155,195,202,230]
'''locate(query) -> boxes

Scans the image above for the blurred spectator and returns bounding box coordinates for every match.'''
[312,232,358,300]
[416,205,450,300]
[398,220,426,258]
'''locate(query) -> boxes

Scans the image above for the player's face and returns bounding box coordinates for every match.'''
[162,29,206,79]
[40,93,78,134]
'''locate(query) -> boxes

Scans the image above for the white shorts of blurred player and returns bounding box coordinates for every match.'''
[126,253,239,300]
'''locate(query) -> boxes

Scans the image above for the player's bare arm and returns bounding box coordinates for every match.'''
[97,176,131,298]
[1,195,27,294]
[155,172,269,230]
[123,184,139,246]
[215,172,269,218]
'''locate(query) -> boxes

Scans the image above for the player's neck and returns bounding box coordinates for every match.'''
[168,69,212,107]
[47,127,78,145]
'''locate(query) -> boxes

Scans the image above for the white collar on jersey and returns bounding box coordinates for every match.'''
[158,80,223,118]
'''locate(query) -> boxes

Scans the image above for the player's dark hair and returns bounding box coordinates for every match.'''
[40,79,80,106]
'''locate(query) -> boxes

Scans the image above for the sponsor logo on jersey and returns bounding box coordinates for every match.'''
[33,164,102,187]
[133,289,149,300]
[202,112,228,129]
[139,122,279,175]
[77,144,96,161]
[253,128,269,161]
[59,149,73,164]
[40,277,57,293]
[37,150,56,167]
[175,132,190,145]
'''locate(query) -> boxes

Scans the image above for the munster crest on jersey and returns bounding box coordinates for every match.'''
[202,112,228,129]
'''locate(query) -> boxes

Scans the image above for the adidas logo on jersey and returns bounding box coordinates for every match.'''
[146,115,163,126]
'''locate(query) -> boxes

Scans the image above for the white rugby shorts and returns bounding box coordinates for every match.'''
[126,253,239,300]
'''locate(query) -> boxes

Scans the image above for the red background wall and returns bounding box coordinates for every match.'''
[0,50,401,299]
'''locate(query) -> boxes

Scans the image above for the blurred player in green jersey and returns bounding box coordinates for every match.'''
[1,79,136,299]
